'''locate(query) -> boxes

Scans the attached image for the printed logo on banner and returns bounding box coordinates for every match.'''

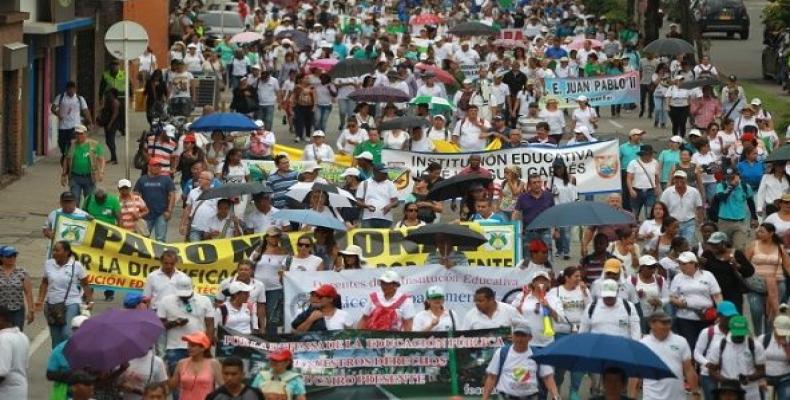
[290,291,311,319]
[57,218,89,244]
[484,229,510,250]
[594,153,620,178]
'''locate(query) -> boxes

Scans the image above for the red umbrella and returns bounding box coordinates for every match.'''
[415,63,458,86]
[410,13,444,25]
[493,38,528,49]
[568,38,603,50]
[308,58,338,71]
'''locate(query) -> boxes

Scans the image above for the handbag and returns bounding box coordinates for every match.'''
[44,262,75,326]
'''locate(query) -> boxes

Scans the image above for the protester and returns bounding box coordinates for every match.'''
[702,232,754,313]
[206,357,263,400]
[0,306,29,398]
[744,222,789,336]
[357,271,414,331]
[707,315,767,399]
[639,311,700,400]
[143,250,191,312]
[292,283,351,332]
[61,124,104,202]
[356,163,398,228]
[512,270,564,347]
[694,301,740,400]
[169,331,222,400]
[250,226,289,337]
[0,246,34,331]
[670,251,723,350]
[760,310,790,398]
[46,315,88,399]
[250,349,306,400]
[135,159,177,241]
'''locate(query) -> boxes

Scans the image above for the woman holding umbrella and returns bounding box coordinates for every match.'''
[169,331,222,400]
[250,226,290,337]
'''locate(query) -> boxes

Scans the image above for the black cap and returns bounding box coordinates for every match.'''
[637,144,654,155]
[60,191,77,202]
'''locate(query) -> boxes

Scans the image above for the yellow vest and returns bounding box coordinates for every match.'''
[102,70,126,94]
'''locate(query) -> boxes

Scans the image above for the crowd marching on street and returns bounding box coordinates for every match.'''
[1,0,790,399]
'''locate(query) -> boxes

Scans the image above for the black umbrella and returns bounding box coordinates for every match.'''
[198,182,272,200]
[765,145,790,163]
[275,30,311,49]
[404,223,487,247]
[328,58,376,79]
[427,173,494,201]
[526,202,635,230]
[642,38,695,56]
[447,22,499,36]
[378,116,430,131]
[348,87,411,103]
[680,77,721,89]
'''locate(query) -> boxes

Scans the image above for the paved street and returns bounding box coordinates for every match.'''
[6,7,789,397]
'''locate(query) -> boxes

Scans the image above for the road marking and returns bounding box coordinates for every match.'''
[609,119,624,129]
[29,329,50,357]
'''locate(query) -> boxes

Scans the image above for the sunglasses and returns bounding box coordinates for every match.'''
[297,243,312,248]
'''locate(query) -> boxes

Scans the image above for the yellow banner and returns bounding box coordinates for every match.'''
[53,215,521,296]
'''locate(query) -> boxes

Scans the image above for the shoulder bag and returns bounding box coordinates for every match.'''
[44,262,76,326]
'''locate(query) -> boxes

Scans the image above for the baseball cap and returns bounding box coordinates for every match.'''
[716,300,738,317]
[433,114,446,121]
[673,170,688,179]
[340,167,360,178]
[117,179,132,188]
[751,98,762,106]
[462,78,473,85]
[182,331,211,349]
[281,38,292,45]
[576,95,588,102]
[373,163,389,173]
[639,255,658,267]
[71,315,89,329]
[600,279,619,298]
[311,284,338,298]
[123,293,146,309]
[629,128,645,136]
[512,318,533,335]
[426,285,445,299]
[530,270,551,283]
[677,251,698,264]
[637,144,654,155]
[254,120,264,128]
[688,128,702,137]
[174,274,194,297]
[312,130,326,137]
[74,124,88,133]
[728,315,749,337]
[379,270,401,284]
[60,191,77,202]
[603,258,622,274]
[187,43,198,48]
[0,246,18,258]
[528,239,548,253]
[228,281,252,295]
[670,135,683,144]
[251,64,262,70]
[183,134,197,143]
[269,348,293,361]
[775,314,790,336]
[707,231,728,244]
[355,151,374,161]
[338,244,364,259]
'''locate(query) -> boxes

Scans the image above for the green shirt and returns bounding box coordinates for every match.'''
[657,149,681,183]
[584,63,604,77]
[353,140,383,164]
[83,194,121,225]
[215,42,236,65]
[619,142,641,172]
[69,139,104,176]
[717,181,754,220]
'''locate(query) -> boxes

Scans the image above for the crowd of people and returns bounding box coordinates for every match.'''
[1,0,789,399]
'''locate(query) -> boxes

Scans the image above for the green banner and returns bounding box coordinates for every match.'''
[217,327,510,399]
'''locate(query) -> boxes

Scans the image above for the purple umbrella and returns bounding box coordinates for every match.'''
[65,308,164,372]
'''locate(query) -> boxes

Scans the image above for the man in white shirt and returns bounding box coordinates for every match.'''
[454,104,491,151]
[482,320,559,400]
[0,307,29,398]
[43,191,90,239]
[694,300,739,400]
[142,250,191,311]
[590,258,640,303]
[454,41,480,65]
[463,287,521,330]
[356,164,399,228]
[51,81,92,161]
[180,171,219,242]
[626,144,661,221]
[660,170,704,244]
[157,274,214,373]
[581,279,641,340]
[415,73,446,98]
[708,315,766,400]
[255,68,281,131]
[183,44,204,73]
[244,192,289,234]
[510,271,565,348]
[640,310,700,400]
[202,198,243,240]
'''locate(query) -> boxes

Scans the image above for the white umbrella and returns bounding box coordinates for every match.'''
[285,182,357,208]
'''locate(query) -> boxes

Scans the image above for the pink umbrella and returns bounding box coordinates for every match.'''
[411,13,444,25]
[230,31,263,44]
[568,38,603,50]
[415,63,458,86]
[308,58,339,71]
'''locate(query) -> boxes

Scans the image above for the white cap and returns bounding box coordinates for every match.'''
[187,43,198,48]
[251,64,262,70]
[71,315,89,329]
[670,135,683,144]
[673,74,685,80]
[639,255,658,266]
[462,78,473,85]
[379,270,401,283]
[751,98,762,106]
[281,38,292,45]
[312,130,326,137]
[163,124,176,138]
[74,124,88,133]
[339,244,365,259]
[355,151,374,161]
[678,251,698,264]
[530,270,551,282]
[688,128,702,137]
[228,281,252,295]
[426,285,445,298]
[174,274,194,297]
[340,167,360,178]
[600,279,619,298]
[117,179,132,188]
[254,119,264,128]
[576,95,588,102]
[673,170,688,179]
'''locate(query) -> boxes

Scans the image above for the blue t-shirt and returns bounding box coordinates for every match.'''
[737,160,764,191]
[658,149,681,183]
[717,181,754,220]
[47,340,71,396]
[471,212,508,223]
[133,174,176,219]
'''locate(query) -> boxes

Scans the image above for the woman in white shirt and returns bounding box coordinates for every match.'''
[215,281,257,335]
[639,201,668,252]
[665,76,692,137]
[631,257,669,333]
[669,251,723,351]
[314,74,337,132]
[550,162,577,259]
[216,148,250,216]
[652,63,671,128]
[761,313,790,397]
[571,95,598,134]
[302,130,335,163]
[250,226,289,336]
[413,286,461,332]
[690,140,719,205]
[550,266,590,399]
[37,240,93,348]
[288,235,325,272]
[715,119,739,159]
[538,98,566,141]
[336,118,368,155]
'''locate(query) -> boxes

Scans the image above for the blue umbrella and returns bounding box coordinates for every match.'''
[272,209,346,231]
[526,201,634,230]
[532,333,676,379]
[190,112,258,132]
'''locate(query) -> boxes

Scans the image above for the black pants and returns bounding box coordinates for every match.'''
[621,173,632,211]
[640,84,655,115]
[293,105,314,140]
[58,128,75,163]
[105,125,118,162]
[669,105,690,137]
[674,317,709,352]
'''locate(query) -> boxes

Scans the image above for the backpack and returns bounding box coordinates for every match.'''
[587,298,632,319]
[630,275,664,292]
[495,343,542,390]
[717,337,759,368]
[257,369,300,400]
[219,302,255,333]
[364,291,409,331]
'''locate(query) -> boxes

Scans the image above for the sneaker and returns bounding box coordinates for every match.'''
[294,137,301,143]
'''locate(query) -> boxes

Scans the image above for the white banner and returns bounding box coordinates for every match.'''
[382,140,622,194]
[283,265,529,332]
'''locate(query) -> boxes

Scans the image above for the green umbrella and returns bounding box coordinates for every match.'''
[409,95,455,113]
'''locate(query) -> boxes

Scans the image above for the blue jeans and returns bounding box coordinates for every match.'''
[188,229,204,242]
[337,99,355,129]
[769,375,790,399]
[8,307,25,331]
[679,219,697,245]
[630,188,656,221]
[265,289,284,337]
[315,105,332,132]
[553,333,585,395]
[146,214,168,242]
[554,227,571,256]
[69,174,95,204]
[653,95,667,126]
[164,348,189,400]
[258,105,275,131]
[701,375,716,400]
[747,280,787,337]
[49,303,81,349]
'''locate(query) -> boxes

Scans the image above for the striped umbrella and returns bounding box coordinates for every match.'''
[409,95,455,113]
[307,58,338,71]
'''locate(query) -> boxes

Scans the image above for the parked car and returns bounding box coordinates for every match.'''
[198,11,245,36]
[691,0,750,39]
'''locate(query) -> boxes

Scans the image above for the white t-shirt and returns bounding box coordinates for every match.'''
[572,107,598,134]
[694,325,727,376]
[251,252,287,290]
[764,213,790,237]
[760,334,790,377]
[324,309,353,330]
[715,131,738,157]
[454,118,491,151]
[407,136,436,152]
[511,291,565,347]
[552,286,590,333]
[580,299,641,340]
[539,109,566,135]
[361,290,416,331]
[660,186,704,222]
[156,293,214,350]
[137,53,156,73]
[244,206,288,234]
[412,309,460,332]
[462,302,521,330]
[183,53,203,73]
[256,76,280,106]
[302,143,335,163]
[214,276,267,305]
[143,269,191,310]
[665,86,692,107]
[669,270,721,321]
[216,301,257,334]
[485,346,554,397]
[632,276,669,316]
[641,333,692,400]
[357,179,397,221]
[691,152,717,184]
[119,350,168,400]
[0,327,29,399]
[336,128,369,154]
[627,158,659,189]
[289,255,324,272]
[53,93,88,130]
[708,335,767,399]
[168,71,194,99]
[186,188,218,232]
[639,219,662,250]
[43,258,87,305]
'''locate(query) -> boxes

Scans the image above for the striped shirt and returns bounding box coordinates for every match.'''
[266,170,298,209]
[119,193,148,230]
[146,136,177,174]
